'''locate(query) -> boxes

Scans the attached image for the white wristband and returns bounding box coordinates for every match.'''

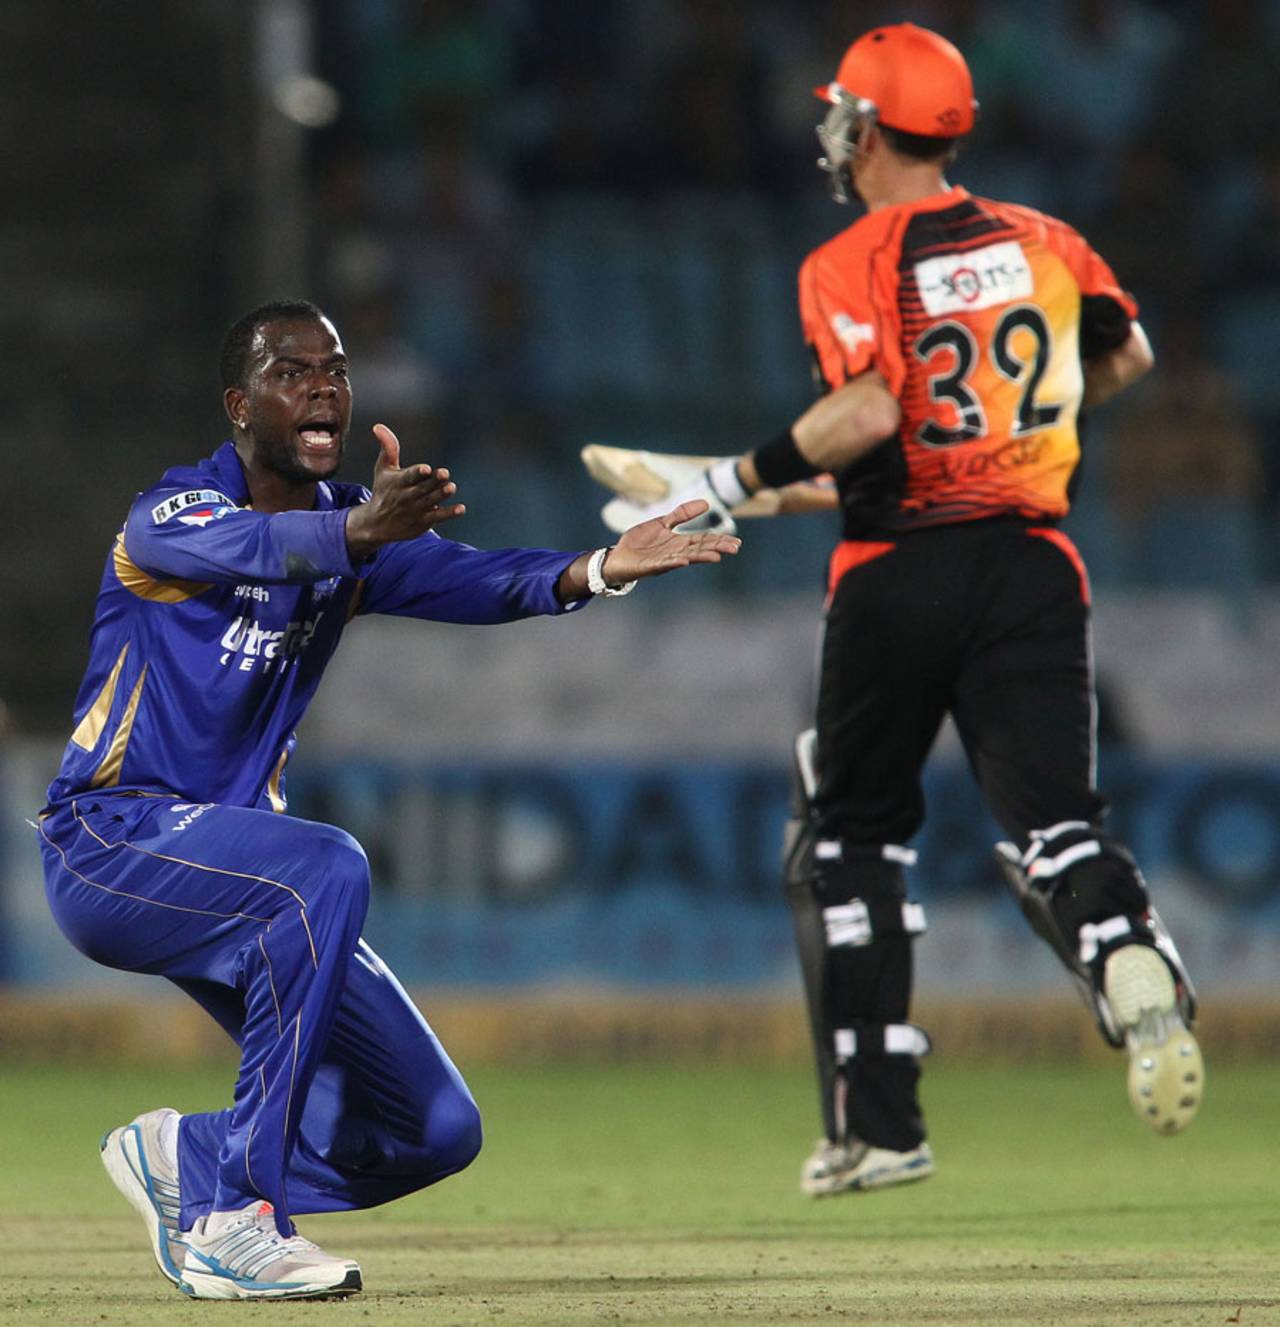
[587,546,636,597]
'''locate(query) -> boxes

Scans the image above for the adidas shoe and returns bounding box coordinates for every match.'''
[801,1137,935,1196]
[99,1107,185,1286]
[1104,943,1204,1135]
[180,1200,362,1300]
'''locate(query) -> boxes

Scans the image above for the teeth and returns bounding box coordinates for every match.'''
[299,430,334,446]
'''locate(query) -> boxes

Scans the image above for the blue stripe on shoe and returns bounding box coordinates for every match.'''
[184,1247,351,1294]
[122,1123,183,1281]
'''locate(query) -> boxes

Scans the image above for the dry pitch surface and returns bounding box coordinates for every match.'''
[2,1059,1276,1325]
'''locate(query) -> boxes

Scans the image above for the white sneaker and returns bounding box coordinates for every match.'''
[99,1107,185,1286]
[180,1200,362,1300]
[1104,943,1204,1135]
[801,1137,935,1196]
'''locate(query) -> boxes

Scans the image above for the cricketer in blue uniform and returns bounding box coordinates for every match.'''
[37,301,739,1300]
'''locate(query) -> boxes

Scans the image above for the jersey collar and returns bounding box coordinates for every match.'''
[899,184,969,215]
[207,440,337,511]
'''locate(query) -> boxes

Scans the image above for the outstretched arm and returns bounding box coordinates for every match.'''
[556,501,742,603]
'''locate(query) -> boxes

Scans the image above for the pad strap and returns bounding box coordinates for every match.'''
[833,1023,931,1061]
[823,899,926,947]
[1077,913,1134,964]
[815,840,919,867]
[1021,821,1099,882]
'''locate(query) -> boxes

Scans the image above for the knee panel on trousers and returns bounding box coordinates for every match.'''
[327,1085,482,1187]
[303,828,372,940]
[422,1088,484,1178]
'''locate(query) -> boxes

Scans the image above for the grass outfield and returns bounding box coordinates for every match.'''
[2,1059,1276,1325]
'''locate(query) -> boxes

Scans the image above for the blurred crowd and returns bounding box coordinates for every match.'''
[6,0,1280,732]
[309,0,1280,590]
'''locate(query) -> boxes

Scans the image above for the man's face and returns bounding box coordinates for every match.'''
[230,316,353,484]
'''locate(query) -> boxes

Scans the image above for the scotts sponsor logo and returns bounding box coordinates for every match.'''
[831,313,876,354]
[151,490,237,524]
[169,802,214,831]
[219,612,325,673]
[914,240,1032,317]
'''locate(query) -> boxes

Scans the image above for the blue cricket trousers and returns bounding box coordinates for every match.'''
[38,793,482,1236]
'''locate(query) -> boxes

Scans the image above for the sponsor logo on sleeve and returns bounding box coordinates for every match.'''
[914,240,1033,316]
[831,312,876,354]
[150,490,237,525]
[177,505,236,528]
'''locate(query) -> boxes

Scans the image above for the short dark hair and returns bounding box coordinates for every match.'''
[880,124,959,163]
[220,299,328,390]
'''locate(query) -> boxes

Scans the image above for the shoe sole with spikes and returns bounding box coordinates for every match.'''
[1104,944,1204,1135]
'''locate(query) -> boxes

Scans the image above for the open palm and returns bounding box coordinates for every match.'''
[606,500,742,582]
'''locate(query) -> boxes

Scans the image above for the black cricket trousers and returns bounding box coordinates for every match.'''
[814,516,1105,850]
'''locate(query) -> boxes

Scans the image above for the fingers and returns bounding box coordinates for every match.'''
[398,470,463,518]
[371,422,401,472]
[683,533,742,555]
[661,498,710,528]
[421,501,466,527]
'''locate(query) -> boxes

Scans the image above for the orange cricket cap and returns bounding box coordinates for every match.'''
[814,23,977,138]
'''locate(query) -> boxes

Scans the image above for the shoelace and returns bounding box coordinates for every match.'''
[200,1212,294,1280]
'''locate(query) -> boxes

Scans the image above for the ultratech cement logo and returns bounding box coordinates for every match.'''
[151,490,237,524]
[914,240,1033,317]
[219,612,324,673]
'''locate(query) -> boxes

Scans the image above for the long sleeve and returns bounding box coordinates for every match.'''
[355,533,587,624]
[124,488,361,585]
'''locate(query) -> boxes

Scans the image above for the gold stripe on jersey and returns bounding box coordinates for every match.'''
[70,642,130,751]
[112,535,212,603]
[267,745,290,813]
[90,664,149,788]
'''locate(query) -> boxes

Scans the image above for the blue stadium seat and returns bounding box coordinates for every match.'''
[1134,503,1262,624]
[1214,289,1280,413]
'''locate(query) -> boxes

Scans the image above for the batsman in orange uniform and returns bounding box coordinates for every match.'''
[613,23,1203,1194]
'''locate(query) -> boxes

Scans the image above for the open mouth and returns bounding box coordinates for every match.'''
[297,420,340,454]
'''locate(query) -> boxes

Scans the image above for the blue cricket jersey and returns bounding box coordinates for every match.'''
[46,441,586,811]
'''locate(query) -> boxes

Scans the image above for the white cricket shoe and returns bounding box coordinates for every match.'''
[801,1137,935,1196]
[1104,942,1204,1135]
[180,1200,362,1300]
[99,1107,186,1286]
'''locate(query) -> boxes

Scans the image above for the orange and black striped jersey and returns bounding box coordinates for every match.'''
[799,186,1137,535]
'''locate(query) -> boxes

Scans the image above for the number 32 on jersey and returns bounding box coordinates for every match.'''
[913,303,1066,448]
